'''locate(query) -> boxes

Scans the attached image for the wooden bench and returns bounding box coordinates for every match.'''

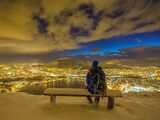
[44,88,122,109]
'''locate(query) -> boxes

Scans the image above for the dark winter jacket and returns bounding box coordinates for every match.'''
[86,66,106,94]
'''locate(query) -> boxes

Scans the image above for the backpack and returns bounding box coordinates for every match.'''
[88,67,106,94]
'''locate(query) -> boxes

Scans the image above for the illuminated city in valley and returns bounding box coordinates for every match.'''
[0,62,160,94]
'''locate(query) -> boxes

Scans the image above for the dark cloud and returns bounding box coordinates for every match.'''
[105,26,117,33]
[129,16,142,22]
[78,3,94,18]
[33,7,49,35]
[0,46,159,63]
[0,53,50,63]
[133,21,155,30]
[106,8,125,19]
[53,9,74,25]
[65,46,160,61]
[78,3,102,30]
[151,0,160,4]
[120,46,160,60]
[90,48,101,52]
[69,25,90,38]
[33,15,49,34]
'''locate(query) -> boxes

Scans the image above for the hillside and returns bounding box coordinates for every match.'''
[0,92,160,120]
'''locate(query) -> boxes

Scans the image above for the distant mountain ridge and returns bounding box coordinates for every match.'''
[48,58,160,68]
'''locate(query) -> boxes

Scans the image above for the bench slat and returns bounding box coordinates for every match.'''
[44,88,122,97]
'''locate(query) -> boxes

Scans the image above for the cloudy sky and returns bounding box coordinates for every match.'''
[0,0,160,63]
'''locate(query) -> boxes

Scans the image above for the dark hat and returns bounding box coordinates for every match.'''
[92,60,99,67]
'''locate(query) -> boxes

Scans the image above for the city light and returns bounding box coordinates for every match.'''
[0,64,159,93]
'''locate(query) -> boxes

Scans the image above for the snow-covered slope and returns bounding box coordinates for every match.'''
[0,92,160,120]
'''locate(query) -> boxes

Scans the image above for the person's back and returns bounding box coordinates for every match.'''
[86,60,106,104]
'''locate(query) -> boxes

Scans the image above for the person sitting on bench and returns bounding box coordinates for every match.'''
[86,60,107,104]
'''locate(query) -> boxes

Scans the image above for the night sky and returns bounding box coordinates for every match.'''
[0,0,160,63]
[62,30,160,56]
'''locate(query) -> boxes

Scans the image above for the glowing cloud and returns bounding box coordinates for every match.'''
[0,0,159,59]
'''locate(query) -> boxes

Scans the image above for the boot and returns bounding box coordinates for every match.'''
[87,96,93,104]
[95,97,100,104]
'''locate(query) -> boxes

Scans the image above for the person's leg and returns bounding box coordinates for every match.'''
[95,97,100,104]
[86,96,93,104]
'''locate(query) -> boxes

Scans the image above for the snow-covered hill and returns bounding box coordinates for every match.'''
[0,92,160,120]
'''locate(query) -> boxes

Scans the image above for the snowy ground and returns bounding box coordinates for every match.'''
[0,92,160,120]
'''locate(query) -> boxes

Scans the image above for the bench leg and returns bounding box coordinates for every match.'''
[107,96,115,110]
[50,95,56,104]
